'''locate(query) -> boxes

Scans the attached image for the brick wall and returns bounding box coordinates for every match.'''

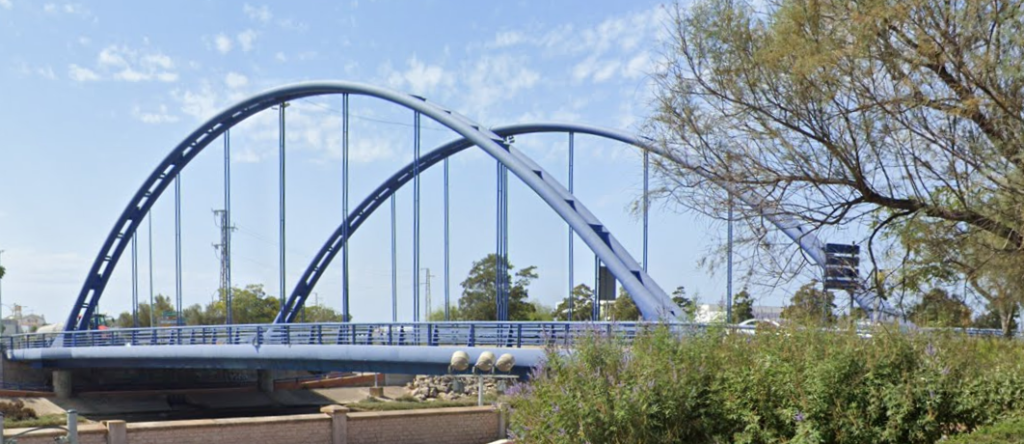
[4,423,107,444]
[347,407,499,444]
[3,405,502,444]
[126,413,331,444]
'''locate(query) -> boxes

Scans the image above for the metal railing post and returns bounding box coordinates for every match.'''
[67,409,78,444]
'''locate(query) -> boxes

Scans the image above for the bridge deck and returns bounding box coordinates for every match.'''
[3,322,713,376]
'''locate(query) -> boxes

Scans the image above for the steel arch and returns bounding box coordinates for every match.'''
[69,82,681,333]
[279,122,896,323]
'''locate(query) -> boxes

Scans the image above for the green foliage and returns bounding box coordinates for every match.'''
[781,283,836,326]
[0,400,36,421]
[507,327,1024,444]
[946,417,1024,444]
[116,285,292,327]
[732,288,754,322]
[553,284,595,321]
[427,306,461,321]
[908,288,972,328]
[5,414,68,429]
[348,396,493,412]
[457,254,538,321]
[116,294,175,328]
[0,264,5,279]
[974,305,1019,333]
[527,302,556,321]
[671,286,697,320]
[606,287,641,321]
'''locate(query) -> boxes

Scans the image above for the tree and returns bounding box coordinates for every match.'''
[732,289,754,323]
[974,304,1019,333]
[781,283,836,326]
[427,306,462,321]
[671,286,698,320]
[0,264,5,279]
[457,254,538,321]
[908,288,972,328]
[649,0,1024,312]
[527,302,556,322]
[116,294,175,328]
[553,284,595,321]
[606,287,642,321]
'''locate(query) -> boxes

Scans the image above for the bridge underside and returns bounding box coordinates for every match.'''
[8,344,543,378]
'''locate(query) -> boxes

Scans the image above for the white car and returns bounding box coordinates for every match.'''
[735,318,781,335]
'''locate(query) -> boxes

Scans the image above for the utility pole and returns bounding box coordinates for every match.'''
[213,209,235,324]
[423,268,435,321]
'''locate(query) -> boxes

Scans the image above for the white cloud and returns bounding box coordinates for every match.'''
[622,52,651,79]
[36,66,56,80]
[243,4,272,23]
[275,52,287,62]
[0,0,11,10]
[67,64,99,82]
[42,2,93,18]
[459,54,540,118]
[385,56,449,95]
[94,45,178,82]
[214,34,233,54]
[77,36,90,46]
[133,104,179,124]
[489,31,524,48]
[174,83,220,120]
[224,72,248,89]
[237,29,257,52]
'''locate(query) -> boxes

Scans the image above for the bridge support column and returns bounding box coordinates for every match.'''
[257,369,275,393]
[53,370,73,399]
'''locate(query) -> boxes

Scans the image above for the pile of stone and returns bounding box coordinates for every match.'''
[404,375,504,401]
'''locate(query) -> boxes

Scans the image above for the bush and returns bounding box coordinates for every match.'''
[945,417,1024,444]
[0,400,37,422]
[505,325,1024,443]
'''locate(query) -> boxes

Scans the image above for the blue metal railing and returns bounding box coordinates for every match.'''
[0,322,1007,352]
[2,322,719,351]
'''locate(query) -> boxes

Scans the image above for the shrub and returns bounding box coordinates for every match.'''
[945,417,1024,444]
[505,325,1024,443]
[0,400,37,422]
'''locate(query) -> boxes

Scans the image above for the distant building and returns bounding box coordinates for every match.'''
[19,313,46,332]
[696,304,726,323]
[752,306,784,322]
[696,304,784,324]
[0,319,19,336]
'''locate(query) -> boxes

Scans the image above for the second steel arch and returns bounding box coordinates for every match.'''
[278,122,897,323]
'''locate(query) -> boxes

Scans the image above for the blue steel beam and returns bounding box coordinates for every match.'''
[70,82,677,331]
[278,122,898,323]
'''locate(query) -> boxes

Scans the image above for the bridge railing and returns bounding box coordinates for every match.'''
[2,322,724,351]
[0,322,1007,352]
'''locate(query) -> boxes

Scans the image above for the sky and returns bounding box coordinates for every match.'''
[0,0,814,326]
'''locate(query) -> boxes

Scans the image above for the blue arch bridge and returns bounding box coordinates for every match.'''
[3,81,897,385]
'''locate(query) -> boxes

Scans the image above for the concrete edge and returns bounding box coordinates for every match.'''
[348,405,495,420]
[125,413,328,430]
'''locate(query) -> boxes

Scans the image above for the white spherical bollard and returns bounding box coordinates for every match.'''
[475,351,496,372]
[496,353,516,373]
[450,350,470,372]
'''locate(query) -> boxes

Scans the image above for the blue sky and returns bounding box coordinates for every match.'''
[0,0,803,325]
